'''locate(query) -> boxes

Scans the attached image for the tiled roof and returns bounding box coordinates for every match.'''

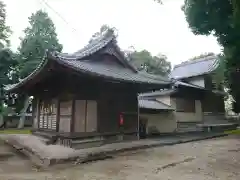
[138,99,174,110]
[57,29,116,60]
[4,29,172,92]
[170,55,219,79]
[53,58,171,85]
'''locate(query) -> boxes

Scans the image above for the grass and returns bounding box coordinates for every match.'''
[0,129,31,134]
[224,129,240,135]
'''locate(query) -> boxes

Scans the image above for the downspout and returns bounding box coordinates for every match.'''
[137,93,140,140]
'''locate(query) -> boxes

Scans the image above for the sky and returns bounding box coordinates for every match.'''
[4,0,221,65]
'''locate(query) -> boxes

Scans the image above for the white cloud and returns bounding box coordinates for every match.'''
[4,0,221,65]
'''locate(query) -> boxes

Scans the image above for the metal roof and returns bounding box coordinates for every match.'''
[138,79,226,98]
[174,81,205,89]
[170,55,219,79]
[138,99,174,110]
[138,80,205,98]
[139,89,177,98]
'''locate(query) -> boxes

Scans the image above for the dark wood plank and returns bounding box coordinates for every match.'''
[70,99,76,132]
[84,100,87,132]
[56,99,60,132]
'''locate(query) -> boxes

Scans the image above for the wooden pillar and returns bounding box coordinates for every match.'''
[36,98,40,129]
[84,100,87,132]
[70,99,76,132]
[137,94,140,140]
[56,99,60,132]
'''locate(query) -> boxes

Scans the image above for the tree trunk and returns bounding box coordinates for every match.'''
[18,96,30,129]
[0,114,4,128]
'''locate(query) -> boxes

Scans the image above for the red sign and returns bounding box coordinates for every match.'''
[119,113,124,125]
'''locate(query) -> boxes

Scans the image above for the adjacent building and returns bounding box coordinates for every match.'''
[139,55,236,135]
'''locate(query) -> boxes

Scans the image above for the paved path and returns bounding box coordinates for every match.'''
[0,135,239,180]
[0,132,226,167]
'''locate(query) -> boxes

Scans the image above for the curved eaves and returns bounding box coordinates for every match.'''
[4,53,51,92]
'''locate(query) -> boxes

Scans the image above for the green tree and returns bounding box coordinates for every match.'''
[182,0,240,113]
[0,1,16,127]
[16,10,62,128]
[18,10,63,78]
[189,52,215,61]
[129,50,171,76]
[0,0,14,90]
[0,1,11,48]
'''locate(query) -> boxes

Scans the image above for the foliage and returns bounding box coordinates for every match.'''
[10,10,62,115]
[224,129,240,135]
[0,0,15,85]
[0,1,17,116]
[0,1,12,48]
[211,54,226,88]
[17,10,63,78]
[182,0,240,113]
[189,52,215,61]
[0,129,31,134]
[128,50,171,76]
[0,49,18,114]
[0,49,17,85]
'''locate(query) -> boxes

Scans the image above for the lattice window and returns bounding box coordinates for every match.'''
[39,99,57,130]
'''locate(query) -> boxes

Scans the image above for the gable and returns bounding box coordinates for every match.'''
[84,41,134,70]
[156,95,171,106]
[184,76,205,88]
[70,29,137,72]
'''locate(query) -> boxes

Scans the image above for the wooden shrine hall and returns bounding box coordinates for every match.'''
[5,29,172,149]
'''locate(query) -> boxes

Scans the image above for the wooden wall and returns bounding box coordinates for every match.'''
[32,64,139,136]
[74,100,97,133]
[59,100,72,132]
[97,83,138,134]
[202,93,225,113]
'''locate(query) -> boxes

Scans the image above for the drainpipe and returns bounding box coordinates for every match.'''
[137,94,140,140]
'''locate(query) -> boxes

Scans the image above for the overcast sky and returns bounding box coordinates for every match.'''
[4,0,221,65]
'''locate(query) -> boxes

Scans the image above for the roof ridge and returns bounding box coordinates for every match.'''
[174,55,217,69]
[55,28,138,72]
[73,29,115,55]
[55,29,115,60]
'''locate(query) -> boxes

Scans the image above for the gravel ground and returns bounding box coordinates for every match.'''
[0,135,240,180]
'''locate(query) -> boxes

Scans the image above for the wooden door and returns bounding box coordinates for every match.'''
[59,100,72,132]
